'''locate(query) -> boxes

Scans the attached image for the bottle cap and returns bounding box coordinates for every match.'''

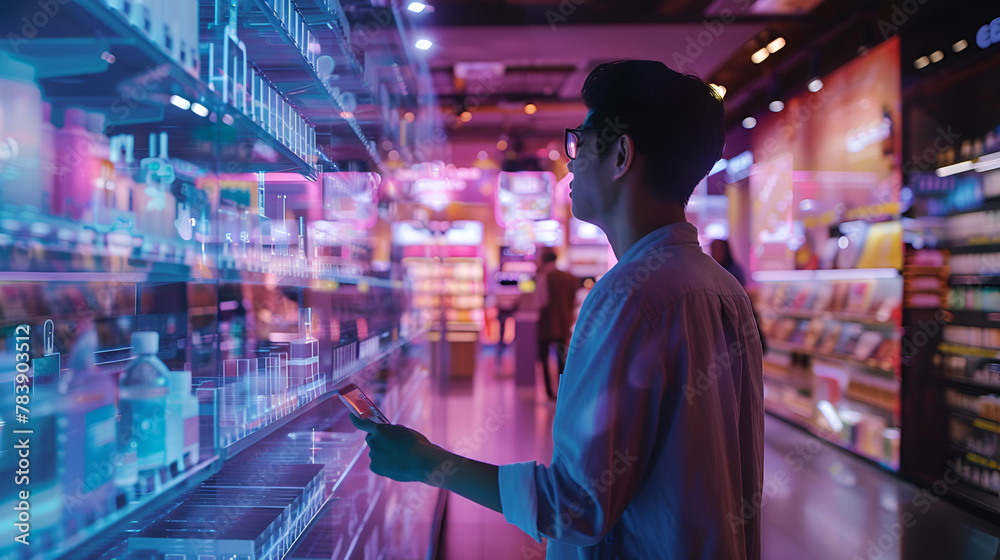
[131,331,160,354]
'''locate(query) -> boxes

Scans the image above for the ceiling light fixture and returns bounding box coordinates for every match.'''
[742,117,757,129]
[191,102,209,117]
[415,39,432,50]
[497,139,508,151]
[407,2,427,13]
[769,100,784,112]
[929,50,944,63]
[914,56,930,69]
[459,111,472,122]
[953,39,968,52]
[751,48,769,64]
[524,102,538,115]
[170,95,191,110]
[807,78,823,92]
[766,37,786,53]
[404,111,415,122]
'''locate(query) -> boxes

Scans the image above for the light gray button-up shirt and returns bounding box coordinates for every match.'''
[499,221,764,559]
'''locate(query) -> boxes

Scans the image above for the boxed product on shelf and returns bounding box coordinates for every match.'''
[944,325,1000,348]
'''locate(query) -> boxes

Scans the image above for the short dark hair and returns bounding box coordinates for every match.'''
[580,60,725,206]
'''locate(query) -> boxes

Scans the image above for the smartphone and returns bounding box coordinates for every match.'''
[337,383,390,424]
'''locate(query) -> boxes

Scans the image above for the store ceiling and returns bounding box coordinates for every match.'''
[411,0,884,144]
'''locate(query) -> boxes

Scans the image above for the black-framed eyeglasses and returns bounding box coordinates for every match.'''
[564,127,623,160]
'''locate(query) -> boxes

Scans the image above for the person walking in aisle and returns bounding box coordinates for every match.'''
[534,248,579,400]
[352,60,764,559]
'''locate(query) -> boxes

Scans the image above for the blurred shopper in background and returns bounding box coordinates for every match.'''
[710,238,746,286]
[534,248,579,400]
[710,237,767,354]
[354,60,764,560]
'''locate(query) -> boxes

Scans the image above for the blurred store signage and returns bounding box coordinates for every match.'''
[725,151,754,183]
[323,172,380,228]
[977,17,1000,49]
[494,171,555,227]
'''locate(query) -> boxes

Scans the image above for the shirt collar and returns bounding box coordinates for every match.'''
[617,221,700,265]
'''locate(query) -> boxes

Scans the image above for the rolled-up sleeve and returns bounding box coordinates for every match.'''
[499,461,542,542]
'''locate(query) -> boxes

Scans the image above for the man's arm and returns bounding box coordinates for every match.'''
[350,414,502,513]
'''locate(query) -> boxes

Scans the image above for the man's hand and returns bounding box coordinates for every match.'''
[349,414,446,483]
[349,413,504,513]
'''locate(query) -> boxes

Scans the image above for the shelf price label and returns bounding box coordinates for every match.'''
[973,418,1000,434]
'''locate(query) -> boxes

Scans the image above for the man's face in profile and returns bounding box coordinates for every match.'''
[567,111,613,229]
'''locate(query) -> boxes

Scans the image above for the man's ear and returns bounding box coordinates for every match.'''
[613,134,635,181]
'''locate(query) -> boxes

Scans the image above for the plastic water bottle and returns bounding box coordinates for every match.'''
[118,332,170,478]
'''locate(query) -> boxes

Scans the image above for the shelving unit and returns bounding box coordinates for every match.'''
[0,0,438,558]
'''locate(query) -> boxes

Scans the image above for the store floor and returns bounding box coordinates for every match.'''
[428,345,1000,559]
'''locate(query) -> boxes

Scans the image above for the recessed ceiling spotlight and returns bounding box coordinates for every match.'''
[524,103,538,115]
[769,100,784,112]
[170,95,191,110]
[742,117,757,129]
[914,56,930,69]
[807,78,823,92]
[953,39,968,52]
[766,37,786,53]
[415,39,432,50]
[751,48,769,64]
[929,50,944,63]
[459,111,472,122]
[408,2,427,13]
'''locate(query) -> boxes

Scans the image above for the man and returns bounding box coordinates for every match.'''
[535,248,579,400]
[352,60,764,559]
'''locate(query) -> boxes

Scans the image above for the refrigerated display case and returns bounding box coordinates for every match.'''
[0,0,442,558]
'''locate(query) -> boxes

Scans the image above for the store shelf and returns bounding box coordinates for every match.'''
[949,480,1000,514]
[946,196,1000,217]
[950,275,1000,286]
[946,408,1000,434]
[769,307,899,328]
[841,393,897,419]
[2,0,317,177]
[947,310,1000,328]
[223,326,428,459]
[765,405,898,471]
[237,0,378,164]
[947,242,1000,255]
[944,375,1000,392]
[768,339,897,377]
[752,268,900,282]
[939,342,1000,360]
[46,454,222,560]
[763,364,813,392]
